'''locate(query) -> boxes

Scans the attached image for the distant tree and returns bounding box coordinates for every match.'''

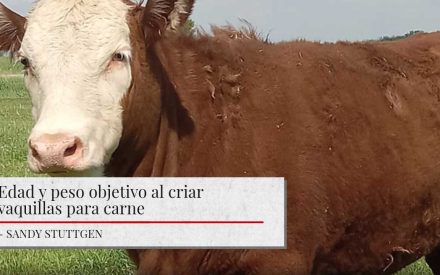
[378,30,424,42]
[183,19,195,35]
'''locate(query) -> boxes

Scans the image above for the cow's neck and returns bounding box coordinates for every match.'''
[148,39,197,177]
[135,34,215,177]
[107,32,239,177]
[106,40,194,177]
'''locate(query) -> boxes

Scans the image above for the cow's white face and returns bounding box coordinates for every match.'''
[21,0,132,176]
[0,0,195,177]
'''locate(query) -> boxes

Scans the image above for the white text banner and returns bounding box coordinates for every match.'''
[0,178,285,248]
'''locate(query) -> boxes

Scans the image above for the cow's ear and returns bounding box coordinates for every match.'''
[142,0,195,41]
[0,3,26,53]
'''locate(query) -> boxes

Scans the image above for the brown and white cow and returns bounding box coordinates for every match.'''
[2,0,440,274]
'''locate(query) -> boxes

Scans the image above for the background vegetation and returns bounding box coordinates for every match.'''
[0,31,433,274]
[378,30,424,42]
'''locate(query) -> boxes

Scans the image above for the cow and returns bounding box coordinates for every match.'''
[1,0,440,274]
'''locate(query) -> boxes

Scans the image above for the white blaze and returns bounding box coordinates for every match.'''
[21,0,133,176]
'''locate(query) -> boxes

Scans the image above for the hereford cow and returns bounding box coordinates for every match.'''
[1,0,440,274]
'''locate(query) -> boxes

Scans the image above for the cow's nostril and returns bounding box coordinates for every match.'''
[64,143,78,157]
[63,137,83,160]
[30,143,40,160]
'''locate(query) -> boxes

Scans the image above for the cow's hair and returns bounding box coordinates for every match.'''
[142,0,194,42]
[207,21,271,44]
[167,0,194,30]
[0,3,26,53]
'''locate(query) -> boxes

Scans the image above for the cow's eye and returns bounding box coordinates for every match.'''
[20,57,30,68]
[112,52,126,62]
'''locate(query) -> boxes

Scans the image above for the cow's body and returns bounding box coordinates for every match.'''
[110,28,440,273]
[1,0,440,273]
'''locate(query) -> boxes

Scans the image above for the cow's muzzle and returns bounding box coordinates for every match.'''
[28,133,84,173]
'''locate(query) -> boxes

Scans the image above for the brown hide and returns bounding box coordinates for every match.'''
[107,12,440,274]
[0,3,26,52]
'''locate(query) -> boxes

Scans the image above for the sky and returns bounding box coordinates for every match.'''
[3,0,440,42]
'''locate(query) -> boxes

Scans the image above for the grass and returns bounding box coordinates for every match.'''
[0,249,134,275]
[0,78,34,177]
[0,56,433,274]
[0,56,23,75]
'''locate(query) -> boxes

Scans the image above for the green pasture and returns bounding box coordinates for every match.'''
[0,57,22,75]
[0,57,432,274]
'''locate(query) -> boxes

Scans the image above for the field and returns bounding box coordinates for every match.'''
[0,57,22,75]
[0,57,432,274]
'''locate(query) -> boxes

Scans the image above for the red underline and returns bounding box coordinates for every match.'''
[0,221,264,225]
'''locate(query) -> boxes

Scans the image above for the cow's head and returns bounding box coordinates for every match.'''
[0,0,194,176]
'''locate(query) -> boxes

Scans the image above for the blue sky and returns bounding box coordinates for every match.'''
[3,0,440,42]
